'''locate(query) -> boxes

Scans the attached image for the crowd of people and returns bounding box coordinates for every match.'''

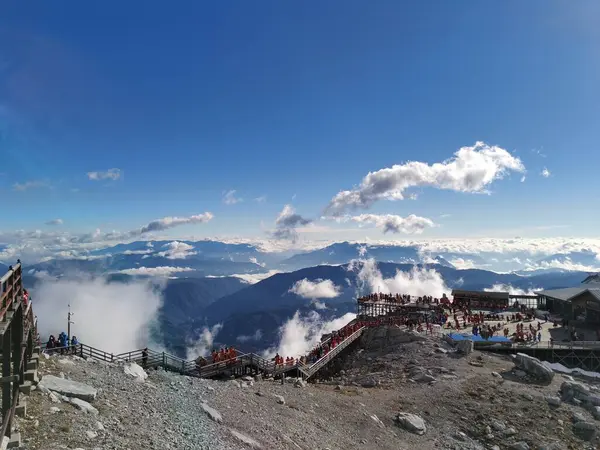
[45,332,79,354]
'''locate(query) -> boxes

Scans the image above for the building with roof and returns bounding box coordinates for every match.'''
[536,285,600,323]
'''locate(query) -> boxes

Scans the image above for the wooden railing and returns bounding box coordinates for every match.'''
[0,262,36,441]
[40,326,366,382]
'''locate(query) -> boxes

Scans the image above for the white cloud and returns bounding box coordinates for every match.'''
[449,258,476,270]
[271,205,311,242]
[185,323,223,360]
[231,270,281,284]
[289,278,341,299]
[351,214,436,234]
[263,311,356,359]
[254,195,267,203]
[45,219,64,226]
[520,176,526,183]
[13,180,50,191]
[117,266,195,277]
[484,284,542,296]
[236,330,263,343]
[156,241,197,259]
[223,190,242,205]
[87,168,122,181]
[525,258,600,273]
[249,256,266,267]
[122,249,154,255]
[32,276,163,354]
[350,258,450,298]
[136,213,214,235]
[325,141,525,215]
[541,167,551,178]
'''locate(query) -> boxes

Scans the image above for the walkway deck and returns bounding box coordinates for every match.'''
[45,326,367,382]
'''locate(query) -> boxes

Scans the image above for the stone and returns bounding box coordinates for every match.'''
[521,393,534,401]
[503,427,517,436]
[510,443,529,450]
[573,421,597,441]
[395,412,426,435]
[572,411,587,423]
[49,406,60,414]
[230,429,262,449]
[85,430,98,439]
[123,363,147,382]
[70,397,99,415]
[490,419,506,432]
[200,402,222,423]
[513,353,554,382]
[48,392,61,403]
[591,406,600,420]
[274,395,285,405]
[545,396,561,407]
[491,372,501,378]
[294,379,307,388]
[39,375,97,402]
[95,421,105,431]
[456,340,474,355]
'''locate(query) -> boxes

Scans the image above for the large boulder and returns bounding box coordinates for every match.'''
[124,362,148,382]
[513,353,554,382]
[396,412,426,435]
[39,375,97,402]
[456,340,474,355]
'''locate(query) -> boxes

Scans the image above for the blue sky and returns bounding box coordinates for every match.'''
[1,1,599,242]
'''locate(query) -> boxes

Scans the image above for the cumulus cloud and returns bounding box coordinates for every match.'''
[45,219,64,226]
[117,266,195,277]
[223,190,242,205]
[263,311,356,359]
[156,241,197,259]
[325,141,525,215]
[541,167,551,178]
[351,213,436,234]
[185,323,223,360]
[13,180,50,191]
[236,330,263,343]
[289,278,341,299]
[87,168,122,181]
[350,258,450,298]
[485,284,542,296]
[32,276,163,354]
[271,204,312,242]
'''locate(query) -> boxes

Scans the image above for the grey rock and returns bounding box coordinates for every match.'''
[510,443,529,450]
[230,429,262,449]
[456,340,474,355]
[573,421,597,441]
[395,412,426,435]
[545,396,561,407]
[39,375,98,402]
[274,394,285,405]
[70,397,99,415]
[513,353,554,382]
[200,402,223,423]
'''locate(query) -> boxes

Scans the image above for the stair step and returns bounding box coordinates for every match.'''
[24,369,38,383]
[15,399,26,417]
[27,359,38,371]
[19,381,32,395]
[7,432,21,449]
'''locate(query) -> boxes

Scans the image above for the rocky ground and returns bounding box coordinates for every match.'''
[12,326,600,450]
